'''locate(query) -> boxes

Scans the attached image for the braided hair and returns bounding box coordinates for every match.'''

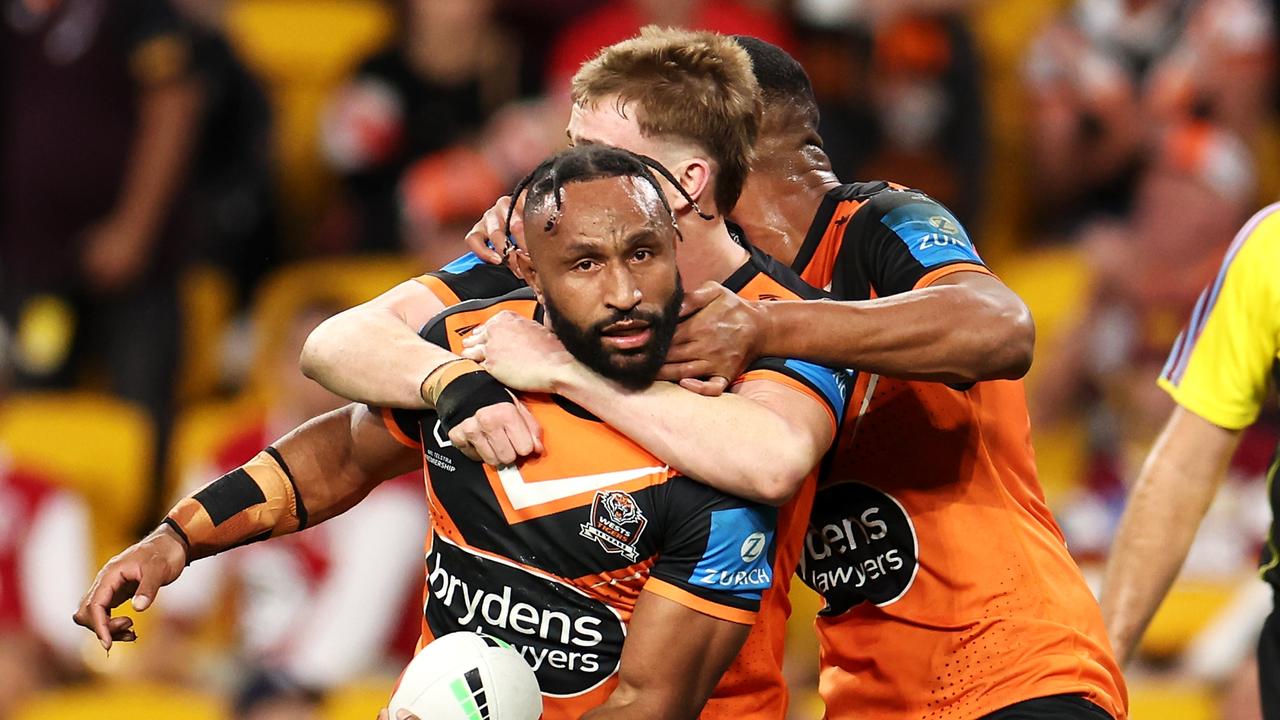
[503,144,713,254]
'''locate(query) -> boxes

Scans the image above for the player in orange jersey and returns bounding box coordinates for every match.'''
[454,36,1126,720]
[74,145,841,719]
[660,38,1125,720]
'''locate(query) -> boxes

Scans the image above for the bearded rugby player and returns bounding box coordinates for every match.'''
[73,144,841,719]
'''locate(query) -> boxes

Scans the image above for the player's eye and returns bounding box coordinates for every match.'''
[573,259,599,272]
[631,248,654,262]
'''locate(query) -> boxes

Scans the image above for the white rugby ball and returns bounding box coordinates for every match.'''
[388,632,542,720]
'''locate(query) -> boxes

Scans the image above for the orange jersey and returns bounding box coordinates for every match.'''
[792,183,1127,719]
[401,244,852,718]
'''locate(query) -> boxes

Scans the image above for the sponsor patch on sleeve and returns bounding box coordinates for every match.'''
[689,507,776,599]
[880,203,982,268]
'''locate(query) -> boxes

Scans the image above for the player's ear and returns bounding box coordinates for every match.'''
[669,157,711,214]
[512,250,543,301]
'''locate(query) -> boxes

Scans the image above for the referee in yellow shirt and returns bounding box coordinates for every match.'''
[1102,202,1280,716]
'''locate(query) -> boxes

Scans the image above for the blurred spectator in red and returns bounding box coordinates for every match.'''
[320,0,519,253]
[0,454,91,717]
[398,99,564,268]
[0,0,203,520]
[545,0,795,91]
[159,300,427,691]
[794,0,986,226]
[1024,0,1274,234]
[1034,120,1256,469]
[172,0,279,303]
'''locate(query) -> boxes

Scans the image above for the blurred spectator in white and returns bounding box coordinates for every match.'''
[0,0,203,520]
[159,300,427,691]
[794,0,986,226]
[0,452,91,718]
[1024,0,1274,234]
[545,0,795,91]
[320,0,519,253]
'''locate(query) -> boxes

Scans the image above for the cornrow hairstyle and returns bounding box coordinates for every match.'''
[503,144,713,254]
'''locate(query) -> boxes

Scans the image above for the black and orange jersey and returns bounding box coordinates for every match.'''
[393,240,851,718]
[412,252,525,308]
[379,289,781,718]
[699,239,851,720]
[790,183,1128,719]
[790,181,991,299]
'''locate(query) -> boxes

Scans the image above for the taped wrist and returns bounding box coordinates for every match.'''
[435,369,512,435]
[164,447,307,562]
[421,358,484,406]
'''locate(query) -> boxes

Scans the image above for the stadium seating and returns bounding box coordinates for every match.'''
[12,684,226,720]
[323,679,395,720]
[997,246,1092,502]
[178,265,237,404]
[168,395,268,501]
[1128,679,1218,720]
[225,0,393,233]
[1141,580,1243,659]
[970,0,1073,263]
[0,392,152,565]
[245,255,421,398]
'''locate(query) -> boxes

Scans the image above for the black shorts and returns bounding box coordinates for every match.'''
[980,694,1113,720]
[1259,604,1280,720]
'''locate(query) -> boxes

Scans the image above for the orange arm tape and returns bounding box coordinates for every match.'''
[165,449,305,562]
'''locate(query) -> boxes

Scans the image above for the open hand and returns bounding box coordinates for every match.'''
[72,524,188,651]
[658,282,767,396]
[463,194,525,266]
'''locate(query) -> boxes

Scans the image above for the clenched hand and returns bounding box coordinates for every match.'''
[461,311,576,394]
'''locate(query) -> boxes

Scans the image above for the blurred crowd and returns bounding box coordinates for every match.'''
[2,0,1280,718]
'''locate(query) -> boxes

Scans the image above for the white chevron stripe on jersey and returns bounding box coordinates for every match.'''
[495,464,668,511]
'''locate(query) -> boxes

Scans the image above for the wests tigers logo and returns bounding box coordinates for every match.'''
[580,491,647,561]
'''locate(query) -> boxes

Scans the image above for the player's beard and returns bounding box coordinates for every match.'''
[546,279,683,391]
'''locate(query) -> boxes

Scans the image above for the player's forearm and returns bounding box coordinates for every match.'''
[554,367,814,505]
[1100,434,1228,665]
[301,304,457,408]
[757,283,1034,383]
[584,592,746,720]
[165,407,410,561]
